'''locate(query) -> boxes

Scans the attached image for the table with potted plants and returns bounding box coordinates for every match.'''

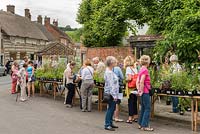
[150,69,200,131]
[151,93,200,131]
[38,80,63,100]
[35,64,65,100]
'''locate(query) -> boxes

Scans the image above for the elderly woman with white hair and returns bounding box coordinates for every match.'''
[104,56,119,131]
[170,54,182,113]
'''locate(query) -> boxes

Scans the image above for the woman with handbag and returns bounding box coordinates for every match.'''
[112,65,124,122]
[104,56,119,131]
[63,62,77,108]
[137,55,154,131]
[124,56,138,124]
[80,59,94,112]
[11,61,19,94]
[27,61,35,97]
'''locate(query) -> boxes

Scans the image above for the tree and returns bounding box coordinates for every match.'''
[77,0,156,47]
[149,0,200,66]
[66,28,83,42]
[65,25,72,31]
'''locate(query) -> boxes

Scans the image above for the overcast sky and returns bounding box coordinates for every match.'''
[0,0,82,28]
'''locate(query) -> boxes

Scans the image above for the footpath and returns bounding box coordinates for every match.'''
[121,97,191,122]
[91,95,191,123]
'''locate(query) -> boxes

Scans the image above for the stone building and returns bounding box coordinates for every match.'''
[44,17,74,48]
[0,5,74,64]
[34,15,75,62]
[0,5,48,64]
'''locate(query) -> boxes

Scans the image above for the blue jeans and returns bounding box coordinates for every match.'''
[105,100,116,128]
[138,93,151,127]
[172,97,179,113]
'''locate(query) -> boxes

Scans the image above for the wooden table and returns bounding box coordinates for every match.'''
[38,80,80,105]
[152,94,200,131]
[38,80,63,100]
[96,86,107,112]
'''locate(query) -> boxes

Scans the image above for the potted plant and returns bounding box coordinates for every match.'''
[184,75,196,96]
[35,68,43,80]
[93,73,98,85]
[149,67,161,94]
[160,68,171,94]
[195,85,200,96]
[171,72,185,95]
[98,77,105,87]
[178,98,191,115]
[152,81,161,94]
[190,69,200,96]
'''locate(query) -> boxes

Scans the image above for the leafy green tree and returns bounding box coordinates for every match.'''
[77,0,155,47]
[151,0,200,66]
[66,28,83,42]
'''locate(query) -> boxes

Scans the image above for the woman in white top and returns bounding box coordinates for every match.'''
[124,56,138,123]
[80,59,94,112]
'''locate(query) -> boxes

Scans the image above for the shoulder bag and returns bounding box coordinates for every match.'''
[128,68,138,88]
[102,93,113,103]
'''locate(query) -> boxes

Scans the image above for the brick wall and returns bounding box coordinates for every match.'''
[84,46,134,63]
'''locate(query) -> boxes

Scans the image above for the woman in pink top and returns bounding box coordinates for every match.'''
[136,55,154,131]
[11,61,19,94]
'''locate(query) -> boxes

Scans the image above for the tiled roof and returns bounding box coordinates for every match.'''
[0,10,48,40]
[34,22,56,41]
[129,35,163,42]
[50,24,72,42]
[38,42,74,55]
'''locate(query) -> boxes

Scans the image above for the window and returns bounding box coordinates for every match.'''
[30,54,34,60]
[1,39,3,50]
[0,55,3,65]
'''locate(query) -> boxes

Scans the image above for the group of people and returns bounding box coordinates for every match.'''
[10,56,36,101]
[103,55,153,131]
[63,59,94,111]
[62,55,153,131]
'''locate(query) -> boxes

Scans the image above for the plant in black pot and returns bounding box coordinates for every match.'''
[190,69,200,96]
[160,69,171,94]
[161,80,172,94]
[48,73,55,81]
[196,85,200,96]
[178,98,191,115]
[99,77,105,87]
[185,81,197,96]
[35,68,44,81]
[171,72,186,96]
[93,73,99,86]
[152,81,161,94]
[149,67,161,94]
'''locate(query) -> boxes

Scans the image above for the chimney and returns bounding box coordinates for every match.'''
[44,16,50,26]
[7,5,15,14]
[24,8,31,20]
[53,19,58,27]
[37,15,43,24]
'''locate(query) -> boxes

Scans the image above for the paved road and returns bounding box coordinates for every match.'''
[0,76,197,134]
